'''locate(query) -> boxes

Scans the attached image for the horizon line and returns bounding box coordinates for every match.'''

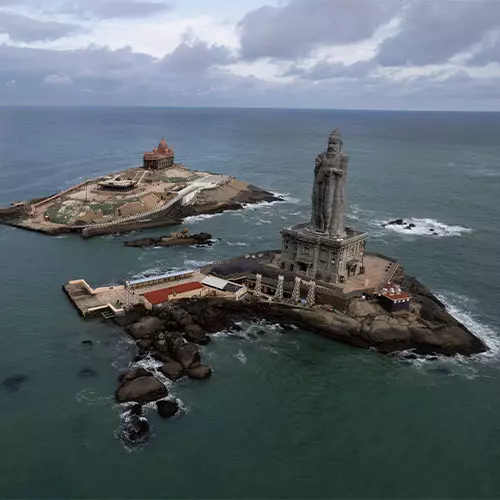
[1,104,500,113]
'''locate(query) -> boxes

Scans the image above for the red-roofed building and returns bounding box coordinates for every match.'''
[143,137,175,170]
[380,291,412,313]
[143,281,204,306]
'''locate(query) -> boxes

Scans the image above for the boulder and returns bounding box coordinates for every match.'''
[129,316,164,340]
[188,365,212,380]
[137,339,154,353]
[174,342,201,369]
[119,367,151,385]
[184,324,206,343]
[157,399,180,419]
[152,352,174,364]
[81,340,93,347]
[166,332,185,352]
[116,376,167,404]
[153,338,170,355]
[179,315,194,327]
[159,361,185,381]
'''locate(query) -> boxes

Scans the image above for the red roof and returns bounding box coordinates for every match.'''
[383,292,411,302]
[143,282,204,305]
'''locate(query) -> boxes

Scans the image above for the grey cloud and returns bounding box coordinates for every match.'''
[61,0,173,19]
[0,45,156,85]
[238,0,399,60]
[284,60,376,81]
[377,0,500,66]
[0,11,85,42]
[0,43,499,110]
[468,32,500,65]
[161,40,235,73]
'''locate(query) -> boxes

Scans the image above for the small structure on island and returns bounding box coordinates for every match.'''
[98,177,137,191]
[279,129,368,284]
[143,138,175,170]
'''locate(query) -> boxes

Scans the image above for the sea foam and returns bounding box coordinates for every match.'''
[381,218,472,238]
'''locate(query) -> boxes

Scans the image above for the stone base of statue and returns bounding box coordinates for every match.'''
[279,223,368,285]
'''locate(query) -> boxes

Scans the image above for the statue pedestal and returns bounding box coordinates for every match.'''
[278,222,368,285]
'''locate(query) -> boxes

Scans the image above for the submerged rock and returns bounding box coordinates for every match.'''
[128,404,143,416]
[78,367,98,378]
[2,374,29,392]
[157,399,180,419]
[123,415,150,443]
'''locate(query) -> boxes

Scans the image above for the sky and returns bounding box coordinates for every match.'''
[0,0,499,110]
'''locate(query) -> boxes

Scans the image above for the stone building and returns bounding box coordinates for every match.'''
[143,138,175,170]
[279,129,368,284]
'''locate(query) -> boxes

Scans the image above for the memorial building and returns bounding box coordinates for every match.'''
[143,138,175,170]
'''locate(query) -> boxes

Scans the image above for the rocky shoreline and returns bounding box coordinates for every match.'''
[0,182,281,238]
[109,275,487,443]
[124,230,214,248]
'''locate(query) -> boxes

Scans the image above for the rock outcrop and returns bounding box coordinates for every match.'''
[124,231,213,248]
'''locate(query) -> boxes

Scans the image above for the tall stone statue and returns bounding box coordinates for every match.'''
[311,128,348,238]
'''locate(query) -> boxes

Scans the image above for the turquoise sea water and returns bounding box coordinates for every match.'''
[0,107,500,498]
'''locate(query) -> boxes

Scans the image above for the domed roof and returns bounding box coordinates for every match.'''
[158,138,168,150]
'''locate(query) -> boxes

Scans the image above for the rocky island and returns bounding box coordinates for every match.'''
[62,129,487,444]
[124,228,213,248]
[0,137,280,238]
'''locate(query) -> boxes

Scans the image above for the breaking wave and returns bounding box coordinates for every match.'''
[227,241,248,247]
[436,291,500,359]
[235,350,247,364]
[394,291,499,376]
[379,218,472,238]
[183,213,222,224]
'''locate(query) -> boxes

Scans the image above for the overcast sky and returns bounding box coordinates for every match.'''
[0,0,499,110]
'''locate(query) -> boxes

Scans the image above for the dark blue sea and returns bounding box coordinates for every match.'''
[1,107,499,498]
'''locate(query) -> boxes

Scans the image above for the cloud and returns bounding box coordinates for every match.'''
[0,45,156,86]
[468,32,500,66]
[0,11,85,42]
[238,0,398,60]
[61,0,173,20]
[284,60,376,81]
[161,39,235,73]
[377,0,500,66]
[44,73,74,85]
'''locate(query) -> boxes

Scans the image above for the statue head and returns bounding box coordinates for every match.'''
[327,128,342,154]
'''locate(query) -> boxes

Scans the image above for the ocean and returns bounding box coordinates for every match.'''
[0,107,499,498]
